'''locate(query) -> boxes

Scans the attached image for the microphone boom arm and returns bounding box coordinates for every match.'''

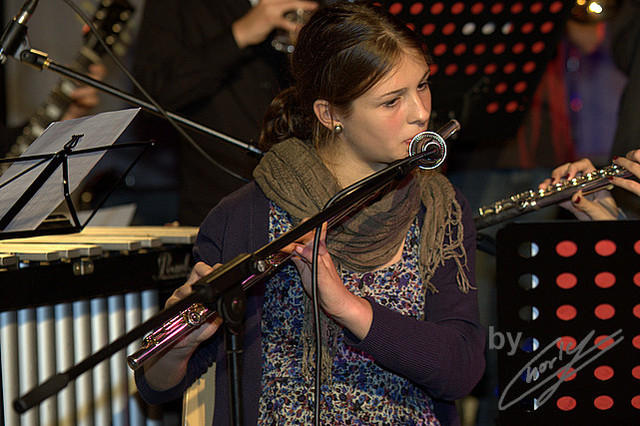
[17,49,262,155]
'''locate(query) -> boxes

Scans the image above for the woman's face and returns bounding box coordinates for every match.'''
[334,50,432,173]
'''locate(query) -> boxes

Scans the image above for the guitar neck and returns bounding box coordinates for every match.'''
[2,0,134,165]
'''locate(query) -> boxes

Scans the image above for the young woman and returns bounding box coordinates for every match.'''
[136,2,485,424]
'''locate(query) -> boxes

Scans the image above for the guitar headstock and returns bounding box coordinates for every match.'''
[82,0,135,58]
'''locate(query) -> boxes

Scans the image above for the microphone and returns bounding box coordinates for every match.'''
[408,119,460,170]
[0,0,39,64]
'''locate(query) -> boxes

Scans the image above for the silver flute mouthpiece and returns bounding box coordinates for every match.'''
[408,119,459,170]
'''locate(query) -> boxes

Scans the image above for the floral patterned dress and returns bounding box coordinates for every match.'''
[257,202,440,425]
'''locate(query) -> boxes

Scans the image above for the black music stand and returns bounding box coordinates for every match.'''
[377,0,573,143]
[495,220,640,424]
[0,108,151,239]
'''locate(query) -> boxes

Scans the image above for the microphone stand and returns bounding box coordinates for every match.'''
[12,140,449,420]
[16,48,263,156]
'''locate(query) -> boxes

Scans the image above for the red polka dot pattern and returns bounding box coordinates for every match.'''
[556,305,577,321]
[556,273,577,289]
[595,240,616,256]
[594,304,615,320]
[594,395,614,410]
[594,365,614,381]
[557,396,576,411]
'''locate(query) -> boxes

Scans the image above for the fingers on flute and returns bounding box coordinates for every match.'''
[610,176,640,197]
[571,190,616,220]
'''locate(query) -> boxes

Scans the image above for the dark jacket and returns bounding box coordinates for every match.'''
[136,181,485,426]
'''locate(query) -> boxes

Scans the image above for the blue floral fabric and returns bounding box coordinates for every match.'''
[257,202,440,425]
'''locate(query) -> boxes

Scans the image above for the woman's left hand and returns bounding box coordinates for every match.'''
[281,221,373,339]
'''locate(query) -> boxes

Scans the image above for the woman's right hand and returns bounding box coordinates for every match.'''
[164,262,224,350]
[143,262,223,390]
[611,149,640,196]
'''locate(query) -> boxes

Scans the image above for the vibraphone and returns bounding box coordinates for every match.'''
[0,226,198,426]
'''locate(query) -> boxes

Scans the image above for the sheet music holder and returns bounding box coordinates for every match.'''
[377,0,574,142]
[0,108,150,239]
[495,220,639,424]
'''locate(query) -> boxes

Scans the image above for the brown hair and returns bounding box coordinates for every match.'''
[259,1,431,150]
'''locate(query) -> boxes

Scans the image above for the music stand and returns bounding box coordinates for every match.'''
[377,0,573,143]
[495,221,640,424]
[0,108,151,239]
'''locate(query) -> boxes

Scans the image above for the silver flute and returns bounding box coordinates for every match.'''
[126,121,459,370]
[127,252,291,370]
[474,163,634,230]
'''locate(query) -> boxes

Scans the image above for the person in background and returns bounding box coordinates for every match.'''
[132,0,318,226]
[0,63,105,157]
[135,2,485,425]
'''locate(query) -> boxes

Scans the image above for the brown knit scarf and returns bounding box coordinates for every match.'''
[253,137,470,382]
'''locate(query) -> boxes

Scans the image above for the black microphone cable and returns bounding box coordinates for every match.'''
[59,0,253,182]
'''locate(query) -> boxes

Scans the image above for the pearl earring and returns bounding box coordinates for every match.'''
[333,123,343,134]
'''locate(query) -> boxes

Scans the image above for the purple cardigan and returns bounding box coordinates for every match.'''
[136,181,485,426]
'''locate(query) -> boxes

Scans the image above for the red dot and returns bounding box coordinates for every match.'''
[484,63,497,74]
[514,81,527,93]
[389,2,403,15]
[634,272,640,287]
[557,367,577,381]
[486,102,499,114]
[597,335,617,350]
[595,240,616,256]
[556,272,577,289]
[453,43,466,55]
[505,101,518,113]
[465,64,478,75]
[430,63,439,75]
[442,22,456,35]
[523,61,537,73]
[406,22,415,31]
[430,2,444,14]
[422,23,436,35]
[503,62,516,74]
[541,21,555,34]
[491,2,504,14]
[634,240,640,254]
[532,41,545,54]
[511,2,524,14]
[512,42,526,54]
[471,2,484,14]
[445,63,458,76]
[633,304,640,319]
[521,22,535,34]
[451,2,465,14]
[550,1,564,13]
[595,304,615,320]
[493,43,506,55]
[556,305,577,321]
[557,336,577,351]
[433,43,447,56]
[495,82,508,94]
[594,365,614,381]
[632,366,640,380]
[530,2,544,13]
[473,43,487,55]
[594,272,616,288]
[557,396,576,411]
[594,395,614,410]
[556,240,577,257]
[632,395,640,409]
[409,2,424,15]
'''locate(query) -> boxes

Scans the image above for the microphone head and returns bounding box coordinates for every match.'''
[407,131,447,170]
